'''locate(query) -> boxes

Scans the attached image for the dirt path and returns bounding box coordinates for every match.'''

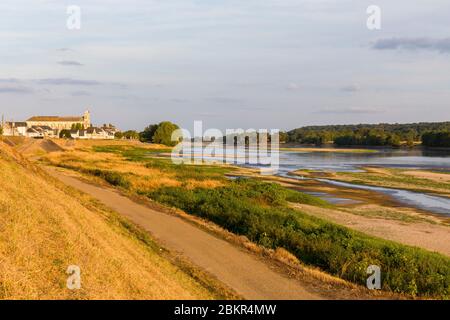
[47,168,324,300]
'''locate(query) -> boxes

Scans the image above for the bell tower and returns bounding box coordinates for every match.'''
[83,110,91,128]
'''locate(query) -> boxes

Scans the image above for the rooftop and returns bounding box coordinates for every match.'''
[5,122,27,127]
[27,116,83,122]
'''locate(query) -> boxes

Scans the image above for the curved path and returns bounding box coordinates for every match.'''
[47,168,323,300]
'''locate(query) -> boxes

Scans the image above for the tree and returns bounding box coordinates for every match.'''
[114,132,124,139]
[279,132,288,143]
[422,131,450,147]
[406,137,415,148]
[287,122,450,146]
[71,123,84,130]
[59,130,72,139]
[152,121,180,146]
[122,130,140,140]
[386,134,401,147]
[140,124,159,142]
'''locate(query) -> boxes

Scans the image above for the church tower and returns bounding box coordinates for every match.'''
[83,110,91,128]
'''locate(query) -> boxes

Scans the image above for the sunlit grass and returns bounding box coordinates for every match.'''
[42,141,450,298]
[0,143,220,299]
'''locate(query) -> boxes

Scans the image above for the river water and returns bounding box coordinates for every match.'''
[174,146,450,215]
[278,148,450,174]
[278,148,450,215]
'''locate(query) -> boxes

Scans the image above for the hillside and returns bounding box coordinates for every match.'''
[0,141,229,299]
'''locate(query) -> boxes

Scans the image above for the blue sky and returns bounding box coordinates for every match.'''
[1,0,450,131]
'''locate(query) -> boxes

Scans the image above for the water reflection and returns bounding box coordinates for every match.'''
[318,179,450,216]
[280,148,450,173]
[277,148,450,215]
[170,146,450,215]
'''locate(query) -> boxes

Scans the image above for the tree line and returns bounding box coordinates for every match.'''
[286,122,450,147]
[116,121,180,146]
[421,131,450,147]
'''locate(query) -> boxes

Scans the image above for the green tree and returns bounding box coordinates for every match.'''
[122,130,140,140]
[386,134,401,147]
[59,130,72,139]
[114,131,124,139]
[71,123,84,130]
[422,131,450,147]
[140,124,159,142]
[152,121,180,146]
[406,137,415,148]
[279,131,288,143]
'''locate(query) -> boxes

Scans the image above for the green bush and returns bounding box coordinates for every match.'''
[148,179,450,298]
[152,121,180,147]
[87,169,130,188]
[59,129,72,139]
[144,159,231,182]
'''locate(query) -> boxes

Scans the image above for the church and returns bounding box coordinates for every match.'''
[1,110,116,139]
[26,110,91,131]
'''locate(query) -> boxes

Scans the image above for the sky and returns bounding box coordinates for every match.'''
[1,0,450,132]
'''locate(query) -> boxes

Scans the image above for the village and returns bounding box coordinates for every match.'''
[1,110,118,139]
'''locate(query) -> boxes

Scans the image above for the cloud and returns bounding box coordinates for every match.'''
[372,37,450,53]
[205,97,244,104]
[0,86,33,94]
[286,83,300,91]
[0,78,20,84]
[315,107,384,115]
[58,60,84,66]
[36,78,100,86]
[71,90,91,96]
[341,84,360,92]
[193,112,224,118]
[170,98,190,103]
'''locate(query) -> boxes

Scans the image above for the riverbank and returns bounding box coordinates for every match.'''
[0,140,232,299]
[292,167,450,199]
[280,146,378,153]
[32,140,450,298]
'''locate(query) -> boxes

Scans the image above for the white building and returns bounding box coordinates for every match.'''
[69,127,114,140]
[1,111,118,140]
[26,111,91,132]
[2,122,28,136]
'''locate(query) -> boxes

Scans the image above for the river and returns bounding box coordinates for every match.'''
[175,146,450,215]
[278,148,450,215]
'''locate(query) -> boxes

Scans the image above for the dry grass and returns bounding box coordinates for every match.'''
[51,138,167,151]
[42,144,225,192]
[31,140,444,298]
[0,142,227,300]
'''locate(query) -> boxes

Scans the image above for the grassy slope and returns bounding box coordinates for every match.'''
[0,142,226,299]
[42,143,450,298]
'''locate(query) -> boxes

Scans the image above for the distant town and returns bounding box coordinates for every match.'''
[1,110,118,140]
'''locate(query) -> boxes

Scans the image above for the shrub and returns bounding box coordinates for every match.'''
[148,179,450,298]
[87,169,130,188]
[59,130,72,139]
[152,121,180,147]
